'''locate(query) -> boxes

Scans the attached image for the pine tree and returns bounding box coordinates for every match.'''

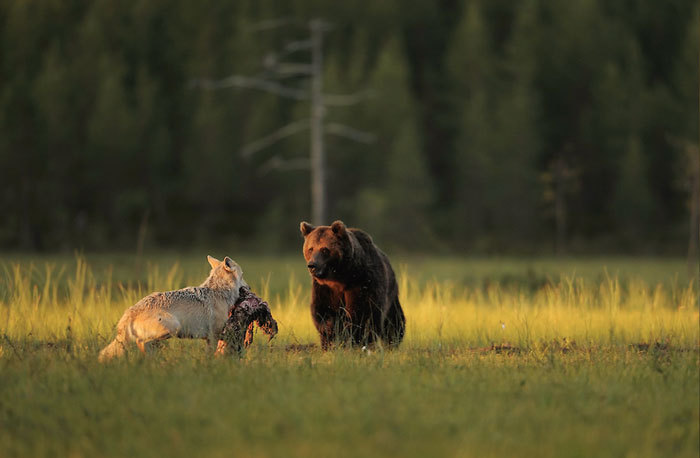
[670,6,700,267]
[383,122,435,248]
[350,35,435,247]
[489,0,541,242]
[447,1,499,247]
[85,56,142,242]
[612,135,653,244]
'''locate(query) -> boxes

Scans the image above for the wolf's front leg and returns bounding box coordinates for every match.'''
[206,324,222,353]
[205,334,216,352]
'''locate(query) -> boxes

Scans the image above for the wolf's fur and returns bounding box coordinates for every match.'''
[98,255,245,361]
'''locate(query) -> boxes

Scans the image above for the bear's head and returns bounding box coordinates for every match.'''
[300,220,352,281]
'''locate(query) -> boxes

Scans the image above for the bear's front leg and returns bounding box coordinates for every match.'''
[311,283,346,350]
[313,314,338,350]
[344,289,382,347]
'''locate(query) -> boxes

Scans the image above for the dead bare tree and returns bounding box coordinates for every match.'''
[191,18,373,225]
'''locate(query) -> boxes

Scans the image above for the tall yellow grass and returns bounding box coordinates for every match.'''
[1,257,697,349]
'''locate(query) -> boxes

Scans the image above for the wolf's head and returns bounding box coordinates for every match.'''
[203,255,245,292]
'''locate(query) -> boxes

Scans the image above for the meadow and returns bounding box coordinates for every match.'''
[0,253,698,457]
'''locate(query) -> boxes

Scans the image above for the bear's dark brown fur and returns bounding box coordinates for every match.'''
[300,220,406,349]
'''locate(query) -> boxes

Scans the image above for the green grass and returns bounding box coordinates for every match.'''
[0,254,698,457]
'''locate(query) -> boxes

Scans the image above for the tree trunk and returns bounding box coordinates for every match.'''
[310,19,326,225]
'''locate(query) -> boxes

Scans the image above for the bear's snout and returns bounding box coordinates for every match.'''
[307,262,328,278]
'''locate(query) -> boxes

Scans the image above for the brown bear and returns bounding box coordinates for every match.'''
[300,220,406,349]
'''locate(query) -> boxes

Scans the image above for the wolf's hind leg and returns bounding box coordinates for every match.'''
[130,311,180,351]
[139,337,170,354]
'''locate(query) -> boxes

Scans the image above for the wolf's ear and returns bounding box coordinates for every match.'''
[331,220,347,237]
[207,255,221,269]
[223,256,236,273]
[300,221,315,237]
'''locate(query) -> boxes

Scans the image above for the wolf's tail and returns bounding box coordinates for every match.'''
[98,338,125,362]
[98,317,128,362]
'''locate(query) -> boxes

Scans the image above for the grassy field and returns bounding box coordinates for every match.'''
[0,253,698,457]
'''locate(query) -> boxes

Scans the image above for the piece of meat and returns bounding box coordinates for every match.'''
[216,286,278,355]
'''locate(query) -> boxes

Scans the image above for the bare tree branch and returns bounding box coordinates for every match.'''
[247,18,302,32]
[268,63,313,76]
[323,90,372,107]
[284,39,313,52]
[190,75,308,100]
[259,70,309,81]
[263,40,313,68]
[240,119,310,158]
[258,156,310,175]
[325,123,376,143]
[309,18,334,32]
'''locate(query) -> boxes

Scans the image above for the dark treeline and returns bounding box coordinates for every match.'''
[0,0,697,253]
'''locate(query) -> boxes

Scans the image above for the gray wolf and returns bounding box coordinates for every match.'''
[98,255,245,361]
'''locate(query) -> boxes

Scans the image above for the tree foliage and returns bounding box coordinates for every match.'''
[0,0,696,253]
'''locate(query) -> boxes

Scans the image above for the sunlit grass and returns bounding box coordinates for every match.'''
[1,256,697,350]
[0,255,698,458]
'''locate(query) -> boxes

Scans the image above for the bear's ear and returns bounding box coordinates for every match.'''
[207,255,221,269]
[331,220,347,236]
[300,221,315,237]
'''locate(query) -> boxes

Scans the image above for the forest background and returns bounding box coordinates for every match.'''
[1,0,697,255]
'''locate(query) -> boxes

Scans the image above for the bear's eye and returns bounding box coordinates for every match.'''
[320,247,330,256]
